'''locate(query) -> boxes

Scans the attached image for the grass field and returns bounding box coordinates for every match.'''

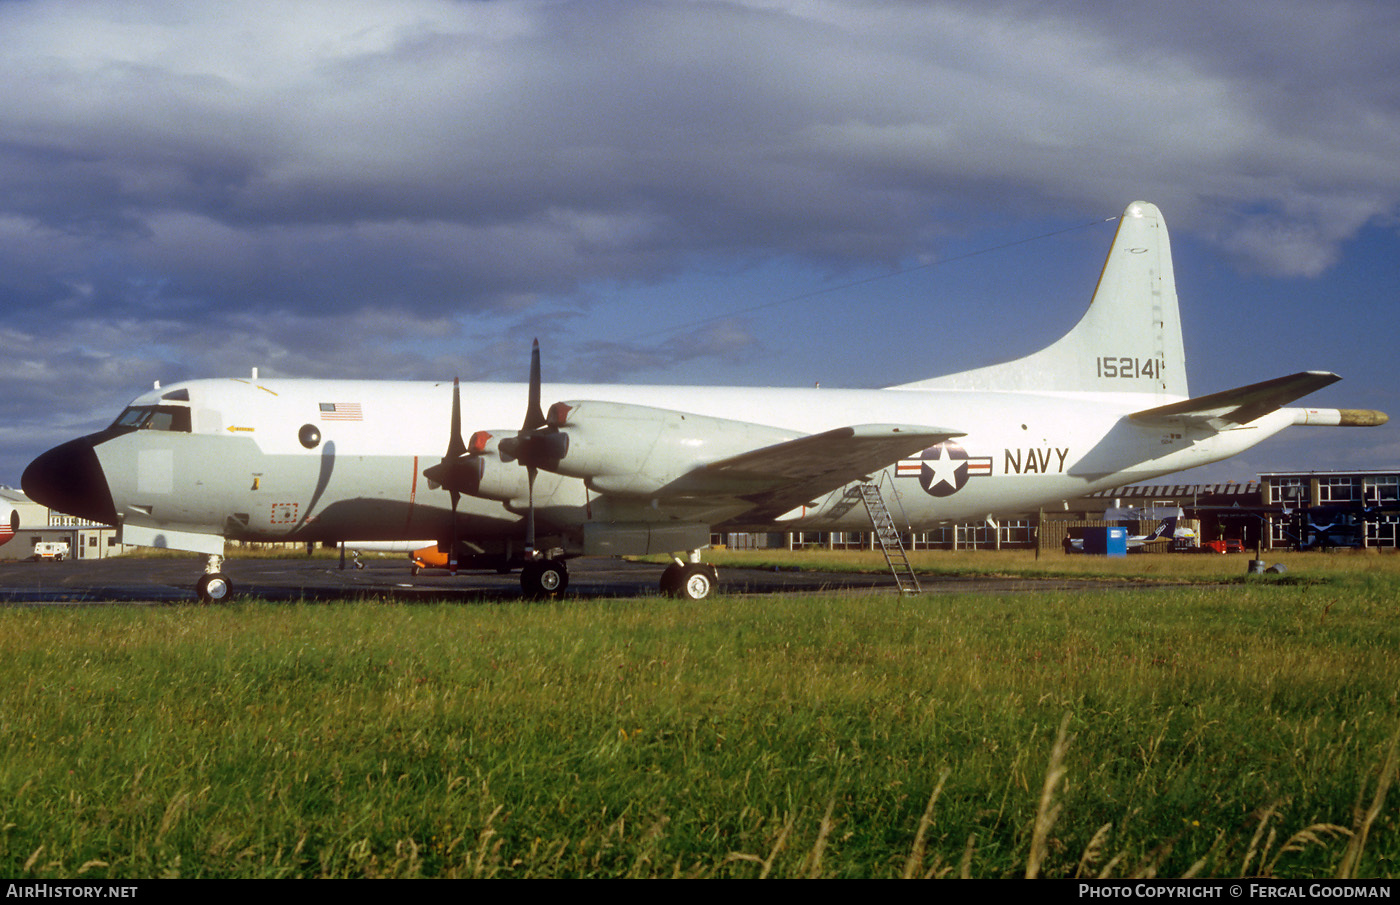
[1,550,1397,878]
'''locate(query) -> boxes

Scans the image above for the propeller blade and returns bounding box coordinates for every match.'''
[508,341,550,559]
[525,465,537,557]
[449,489,459,574]
[430,377,466,573]
[524,339,546,432]
[502,339,568,472]
[447,377,466,460]
[425,377,484,492]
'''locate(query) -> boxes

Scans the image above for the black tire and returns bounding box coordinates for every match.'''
[196,572,233,603]
[669,564,716,600]
[659,563,684,594]
[521,559,568,598]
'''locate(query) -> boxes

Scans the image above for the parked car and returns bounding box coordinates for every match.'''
[1199,538,1245,554]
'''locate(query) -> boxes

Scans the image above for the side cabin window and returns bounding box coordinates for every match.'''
[110,405,192,434]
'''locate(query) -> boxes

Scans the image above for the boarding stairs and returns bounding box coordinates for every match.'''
[859,481,922,595]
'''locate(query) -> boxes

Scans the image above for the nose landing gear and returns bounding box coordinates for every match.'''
[196,554,233,603]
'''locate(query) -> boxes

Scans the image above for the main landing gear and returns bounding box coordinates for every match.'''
[514,552,717,600]
[660,551,717,600]
[520,557,568,598]
[196,554,233,603]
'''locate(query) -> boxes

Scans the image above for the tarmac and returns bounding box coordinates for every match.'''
[0,553,1170,605]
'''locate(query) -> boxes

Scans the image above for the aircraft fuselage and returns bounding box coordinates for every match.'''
[35,375,1297,557]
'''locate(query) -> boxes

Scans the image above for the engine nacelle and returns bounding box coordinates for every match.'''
[459,430,533,503]
[543,401,799,498]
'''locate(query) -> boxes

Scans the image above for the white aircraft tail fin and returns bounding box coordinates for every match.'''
[895,201,1188,398]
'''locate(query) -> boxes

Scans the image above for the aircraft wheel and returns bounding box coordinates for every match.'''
[669,564,716,600]
[196,572,233,604]
[410,565,420,576]
[521,559,568,598]
[659,563,684,594]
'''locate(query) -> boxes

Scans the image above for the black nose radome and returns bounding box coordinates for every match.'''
[22,435,118,525]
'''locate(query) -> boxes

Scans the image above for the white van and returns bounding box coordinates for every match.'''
[31,542,70,561]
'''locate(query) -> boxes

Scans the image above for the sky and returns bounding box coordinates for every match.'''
[2,0,1398,486]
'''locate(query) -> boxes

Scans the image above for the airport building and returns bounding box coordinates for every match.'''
[1259,470,1399,549]
[0,485,128,561]
[728,469,1400,553]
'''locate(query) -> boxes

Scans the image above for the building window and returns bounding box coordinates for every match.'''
[1269,479,1306,506]
[1000,520,1032,545]
[1319,477,1358,503]
[1365,476,1399,502]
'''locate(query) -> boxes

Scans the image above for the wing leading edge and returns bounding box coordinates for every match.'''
[696,424,962,521]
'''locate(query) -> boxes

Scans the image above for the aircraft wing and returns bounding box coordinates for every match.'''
[1128,371,1340,430]
[689,424,962,520]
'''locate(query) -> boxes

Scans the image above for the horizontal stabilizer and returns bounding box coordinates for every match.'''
[1129,371,1340,430]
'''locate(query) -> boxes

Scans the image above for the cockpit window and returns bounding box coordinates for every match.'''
[113,408,147,430]
[110,405,192,433]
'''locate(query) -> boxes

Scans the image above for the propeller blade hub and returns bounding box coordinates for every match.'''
[423,455,485,495]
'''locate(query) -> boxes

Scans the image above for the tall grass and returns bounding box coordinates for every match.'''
[1,576,1397,877]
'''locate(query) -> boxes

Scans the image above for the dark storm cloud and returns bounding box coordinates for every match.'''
[6,0,1398,314]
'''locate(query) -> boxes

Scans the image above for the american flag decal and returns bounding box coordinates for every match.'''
[319,402,363,422]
